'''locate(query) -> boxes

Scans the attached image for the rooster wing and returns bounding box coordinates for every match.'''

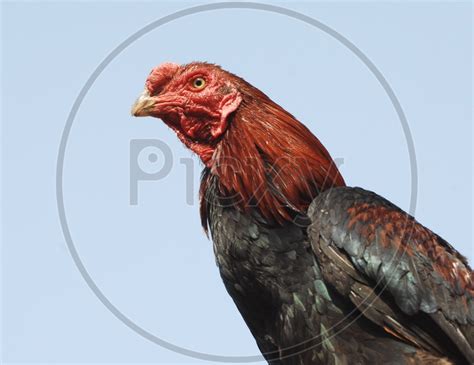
[307,186,474,363]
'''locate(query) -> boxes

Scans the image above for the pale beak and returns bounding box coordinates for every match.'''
[131,90,156,117]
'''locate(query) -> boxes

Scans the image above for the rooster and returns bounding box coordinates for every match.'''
[132,62,473,364]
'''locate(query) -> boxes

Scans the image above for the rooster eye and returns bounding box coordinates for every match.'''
[192,77,206,90]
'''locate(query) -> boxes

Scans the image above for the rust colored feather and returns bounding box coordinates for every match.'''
[347,203,474,297]
[200,74,345,229]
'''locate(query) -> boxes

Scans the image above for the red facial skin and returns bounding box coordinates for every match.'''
[136,62,242,166]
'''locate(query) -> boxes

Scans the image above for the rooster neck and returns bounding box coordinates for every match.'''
[199,97,345,232]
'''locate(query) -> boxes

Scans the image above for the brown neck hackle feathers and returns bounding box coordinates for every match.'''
[200,76,345,230]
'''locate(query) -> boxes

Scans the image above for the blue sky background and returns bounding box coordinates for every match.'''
[2,1,472,364]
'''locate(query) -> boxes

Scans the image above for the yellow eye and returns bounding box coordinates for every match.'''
[192,77,206,90]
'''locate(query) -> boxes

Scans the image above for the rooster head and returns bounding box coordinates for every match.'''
[132,62,242,165]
